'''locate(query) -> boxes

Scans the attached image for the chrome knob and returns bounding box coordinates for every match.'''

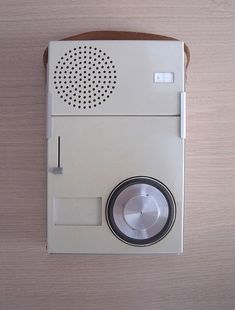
[123,195,159,230]
[106,177,176,246]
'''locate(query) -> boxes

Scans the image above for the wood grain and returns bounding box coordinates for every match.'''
[0,0,235,309]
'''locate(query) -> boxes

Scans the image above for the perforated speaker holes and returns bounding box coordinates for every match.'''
[53,46,117,110]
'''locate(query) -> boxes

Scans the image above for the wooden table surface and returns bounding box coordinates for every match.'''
[1,1,235,309]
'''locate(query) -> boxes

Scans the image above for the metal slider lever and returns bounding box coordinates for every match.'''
[52,136,63,174]
[180,92,186,139]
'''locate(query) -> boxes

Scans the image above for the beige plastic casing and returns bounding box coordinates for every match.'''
[47,40,185,254]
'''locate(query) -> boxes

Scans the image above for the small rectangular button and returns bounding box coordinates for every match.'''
[154,72,174,83]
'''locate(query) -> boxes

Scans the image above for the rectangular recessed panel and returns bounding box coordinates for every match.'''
[53,198,102,226]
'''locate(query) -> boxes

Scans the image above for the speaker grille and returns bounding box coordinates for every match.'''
[53,45,117,109]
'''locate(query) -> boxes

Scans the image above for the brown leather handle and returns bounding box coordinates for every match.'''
[43,30,190,74]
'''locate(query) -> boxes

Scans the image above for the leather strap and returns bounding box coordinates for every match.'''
[43,30,190,77]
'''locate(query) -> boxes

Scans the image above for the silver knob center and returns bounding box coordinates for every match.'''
[123,195,159,230]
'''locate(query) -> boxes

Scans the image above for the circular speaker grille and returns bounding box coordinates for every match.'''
[106,176,176,247]
[53,45,117,109]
